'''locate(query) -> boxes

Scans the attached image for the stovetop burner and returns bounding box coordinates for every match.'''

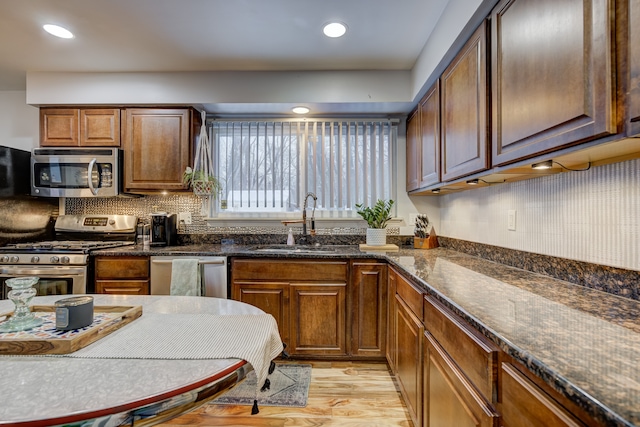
[3,240,135,253]
[0,214,138,266]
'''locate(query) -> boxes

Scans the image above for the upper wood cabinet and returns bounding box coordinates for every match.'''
[40,108,121,147]
[406,109,421,191]
[627,0,640,136]
[407,81,442,192]
[491,0,616,166]
[122,108,199,193]
[441,21,489,182]
[419,81,441,188]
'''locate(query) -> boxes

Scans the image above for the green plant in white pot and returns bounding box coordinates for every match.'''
[356,199,395,246]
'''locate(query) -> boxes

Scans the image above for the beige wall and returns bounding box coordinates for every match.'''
[0,91,38,151]
[438,159,640,271]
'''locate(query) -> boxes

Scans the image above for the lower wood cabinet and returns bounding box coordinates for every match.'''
[393,274,424,426]
[232,281,289,347]
[500,362,586,427]
[350,261,387,358]
[94,256,149,295]
[385,269,598,427]
[231,258,349,357]
[386,267,398,371]
[290,283,346,356]
[425,332,499,427]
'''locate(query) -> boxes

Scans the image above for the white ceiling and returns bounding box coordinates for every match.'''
[0,0,452,115]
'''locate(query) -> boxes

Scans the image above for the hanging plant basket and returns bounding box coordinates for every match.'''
[192,179,220,197]
[183,111,221,198]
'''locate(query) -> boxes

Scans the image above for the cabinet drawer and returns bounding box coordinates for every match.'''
[424,296,498,402]
[425,332,499,427]
[95,256,149,279]
[232,259,348,282]
[501,362,586,427]
[396,272,423,318]
[95,280,149,295]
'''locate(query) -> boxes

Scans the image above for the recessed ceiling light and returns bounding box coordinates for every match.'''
[323,22,347,38]
[43,24,74,39]
[292,106,310,114]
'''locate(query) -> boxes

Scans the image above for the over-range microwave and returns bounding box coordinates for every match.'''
[31,147,123,197]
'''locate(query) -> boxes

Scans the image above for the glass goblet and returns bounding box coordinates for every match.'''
[0,277,44,332]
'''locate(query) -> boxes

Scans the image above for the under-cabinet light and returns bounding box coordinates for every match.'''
[531,160,553,170]
[431,188,441,194]
[292,106,310,114]
[466,179,479,185]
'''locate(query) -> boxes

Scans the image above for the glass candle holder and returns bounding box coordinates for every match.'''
[0,277,44,333]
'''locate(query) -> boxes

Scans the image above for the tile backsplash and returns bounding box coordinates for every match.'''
[64,195,401,238]
[440,158,640,272]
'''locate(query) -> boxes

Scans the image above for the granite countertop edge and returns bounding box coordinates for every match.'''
[92,244,639,427]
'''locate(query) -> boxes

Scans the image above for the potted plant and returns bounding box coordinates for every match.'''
[356,199,394,246]
[183,166,222,197]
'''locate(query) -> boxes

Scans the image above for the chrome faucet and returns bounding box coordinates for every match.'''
[300,192,317,244]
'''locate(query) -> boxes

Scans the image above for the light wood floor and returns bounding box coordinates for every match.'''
[157,361,414,427]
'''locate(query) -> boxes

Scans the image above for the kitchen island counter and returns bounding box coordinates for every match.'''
[93,244,640,426]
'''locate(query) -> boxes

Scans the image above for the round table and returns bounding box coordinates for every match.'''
[0,295,262,427]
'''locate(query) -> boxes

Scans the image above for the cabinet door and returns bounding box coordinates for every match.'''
[122,108,193,192]
[80,109,120,146]
[40,108,79,146]
[424,332,499,427]
[386,267,397,372]
[395,295,423,427]
[501,363,585,427]
[232,282,289,347]
[441,21,489,182]
[290,283,347,356]
[628,0,640,135]
[419,80,441,188]
[406,109,421,191]
[492,0,615,166]
[350,261,387,357]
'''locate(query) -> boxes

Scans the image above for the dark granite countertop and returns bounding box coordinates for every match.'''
[93,244,640,426]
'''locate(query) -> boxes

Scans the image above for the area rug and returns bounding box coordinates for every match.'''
[211,363,311,407]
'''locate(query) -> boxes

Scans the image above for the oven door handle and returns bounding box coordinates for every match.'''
[0,266,87,277]
[87,158,99,195]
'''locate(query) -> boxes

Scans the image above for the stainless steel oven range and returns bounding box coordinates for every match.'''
[0,214,137,299]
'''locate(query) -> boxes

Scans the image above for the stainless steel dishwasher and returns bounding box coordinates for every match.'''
[149,256,227,298]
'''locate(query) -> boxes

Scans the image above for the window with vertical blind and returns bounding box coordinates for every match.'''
[211,119,397,217]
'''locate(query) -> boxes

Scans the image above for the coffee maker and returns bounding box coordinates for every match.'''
[150,213,177,246]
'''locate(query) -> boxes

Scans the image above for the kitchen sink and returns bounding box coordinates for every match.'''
[252,244,338,254]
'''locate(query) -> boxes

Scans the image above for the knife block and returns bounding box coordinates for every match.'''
[414,227,439,249]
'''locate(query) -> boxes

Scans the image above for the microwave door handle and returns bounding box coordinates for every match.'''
[87,158,99,195]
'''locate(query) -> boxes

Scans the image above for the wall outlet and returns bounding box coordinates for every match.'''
[508,299,517,321]
[507,210,516,231]
[179,212,192,225]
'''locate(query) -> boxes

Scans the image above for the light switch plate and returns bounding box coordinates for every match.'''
[507,210,516,231]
